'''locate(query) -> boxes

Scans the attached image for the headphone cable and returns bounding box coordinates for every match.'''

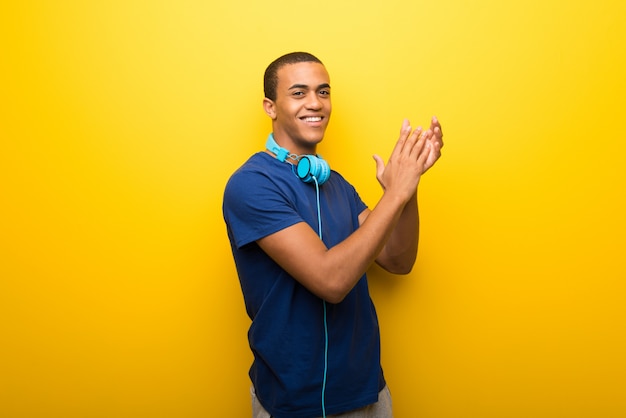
[314,176,328,418]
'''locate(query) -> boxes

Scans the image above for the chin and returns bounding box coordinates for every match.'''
[305,135,325,147]
[307,128,328,142]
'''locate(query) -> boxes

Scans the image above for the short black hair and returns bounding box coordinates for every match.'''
[264,52,324,101]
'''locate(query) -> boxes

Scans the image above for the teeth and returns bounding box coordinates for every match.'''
[303,117,322,122]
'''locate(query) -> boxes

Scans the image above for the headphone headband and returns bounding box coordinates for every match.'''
[265,134,290,162]
[265,133,331,185]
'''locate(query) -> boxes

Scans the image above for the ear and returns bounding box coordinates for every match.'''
[263,98,277,120]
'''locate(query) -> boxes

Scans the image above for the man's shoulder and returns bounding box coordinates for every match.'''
[224,152,290,203]
[231,152,269,173]
[226,153,273,185]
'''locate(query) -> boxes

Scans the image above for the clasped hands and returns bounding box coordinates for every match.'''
[373,117,444,199]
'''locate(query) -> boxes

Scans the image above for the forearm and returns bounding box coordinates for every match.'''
[375,191,419,274]
[256,191,409,304]
[319,191,410,301]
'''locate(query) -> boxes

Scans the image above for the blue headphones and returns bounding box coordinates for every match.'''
[265,133,331,185]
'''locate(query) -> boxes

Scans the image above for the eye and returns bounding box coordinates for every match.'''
[292,91,305,97]
[319,89,330,96]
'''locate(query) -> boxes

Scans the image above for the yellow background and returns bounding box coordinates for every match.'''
[2,1,625,417]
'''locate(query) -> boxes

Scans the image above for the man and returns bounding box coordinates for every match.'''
[223,52,443,418]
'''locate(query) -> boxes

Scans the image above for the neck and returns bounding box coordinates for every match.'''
[270,130,319,155]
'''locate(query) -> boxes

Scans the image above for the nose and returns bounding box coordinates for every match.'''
[305,94,322,110]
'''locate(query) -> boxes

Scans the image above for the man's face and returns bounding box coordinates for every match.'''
[264,62,331,154]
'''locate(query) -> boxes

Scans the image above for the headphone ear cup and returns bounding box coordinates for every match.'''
[315,158,330,185]
[296,155,330,185]
[296,156,314,183]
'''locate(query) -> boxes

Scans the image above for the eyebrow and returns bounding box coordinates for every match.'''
[288,83,331,90]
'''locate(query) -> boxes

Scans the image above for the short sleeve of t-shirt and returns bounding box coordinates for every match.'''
[223,157,304,249]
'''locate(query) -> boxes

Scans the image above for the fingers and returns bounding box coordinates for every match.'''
[391,117,442,165]
[390,119,413,157]
[404,125,424,157]
[430,115,444,148]
[406,124,433,158]
[401,118,411,134]
[421,117,443,172]
[412,128,432,161]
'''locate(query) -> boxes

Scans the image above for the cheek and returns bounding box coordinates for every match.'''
[278,103,298,117]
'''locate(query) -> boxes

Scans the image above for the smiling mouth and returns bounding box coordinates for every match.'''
[301,116,323,122]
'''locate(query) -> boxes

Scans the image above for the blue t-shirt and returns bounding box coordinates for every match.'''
[223,151,385,418]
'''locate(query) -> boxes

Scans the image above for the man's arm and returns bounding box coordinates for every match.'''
[365,116,444,273]
[359,191,418,274]
[257,118,443,303]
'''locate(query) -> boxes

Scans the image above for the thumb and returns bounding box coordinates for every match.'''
[372,154,386,187]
